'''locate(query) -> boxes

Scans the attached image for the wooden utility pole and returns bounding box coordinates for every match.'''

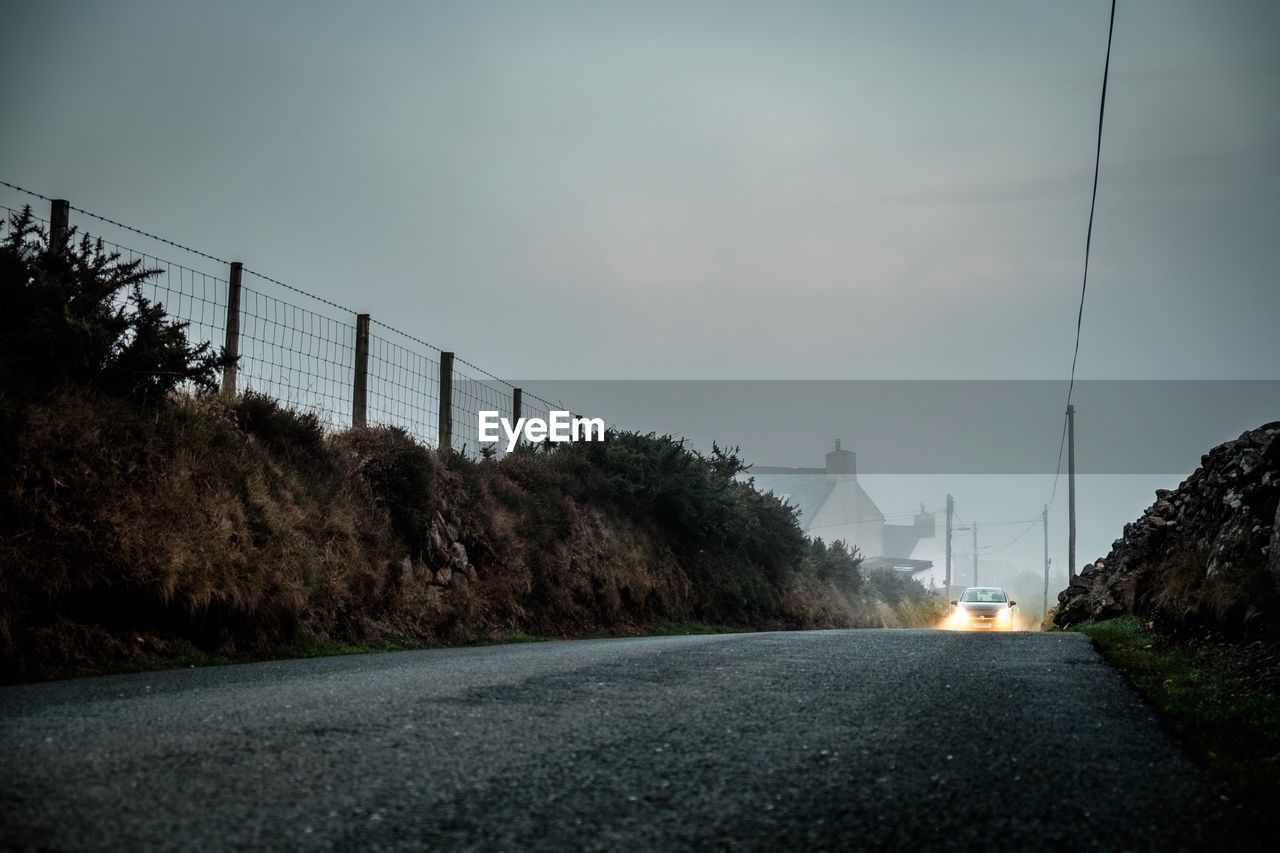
[945,494,954,597]
[1042,504,1049,615]
[1067,403,1077,584]
[972,522,979,586]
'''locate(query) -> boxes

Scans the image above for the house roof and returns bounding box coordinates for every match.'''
[883,524,924,560]
[748,473,835,525]
[862,556,934,574]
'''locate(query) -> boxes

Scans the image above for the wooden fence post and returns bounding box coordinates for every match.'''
[439,352,454,451]
[50,199,70,246]
[221,262,242,395]
[511,387,522,451]
[353,314,370,428]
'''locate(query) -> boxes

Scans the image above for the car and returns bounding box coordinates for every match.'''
[947,586,1016,631]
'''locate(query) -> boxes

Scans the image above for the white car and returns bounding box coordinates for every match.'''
[948,586,1016,631]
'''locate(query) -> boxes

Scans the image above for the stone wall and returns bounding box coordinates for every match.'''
[1055,422,1280,630]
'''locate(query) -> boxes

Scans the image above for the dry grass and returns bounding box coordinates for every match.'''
[0,389,941,680]
[1134,548,1278,638]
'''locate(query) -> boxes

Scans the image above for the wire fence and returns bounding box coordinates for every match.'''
[366,321,441,446]
[103,239,231,379]
[237,279,358,432]
[0,189,564,459]
[1,204,47,246]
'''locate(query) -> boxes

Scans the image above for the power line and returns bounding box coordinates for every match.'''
[979,517,1041,556]
[1066,0,1116,411]
[954,515,1040,530]
[1047,413,1069,510]
[1047,0,1115,514]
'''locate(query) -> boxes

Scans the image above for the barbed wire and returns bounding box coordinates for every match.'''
[1,179,233,269]
[1,179,563,451]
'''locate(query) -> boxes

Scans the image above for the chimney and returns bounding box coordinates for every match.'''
[825,439,857,478]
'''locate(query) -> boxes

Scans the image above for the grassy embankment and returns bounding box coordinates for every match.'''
[3,388,943,681]
[0,204,944,682]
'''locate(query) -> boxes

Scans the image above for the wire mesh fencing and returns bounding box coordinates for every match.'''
[0,190,576,459]
[1,203,48,247]
[366,321,442,446]
[452,359,517,457]
[102,239,230,375]
[237,279,358,431]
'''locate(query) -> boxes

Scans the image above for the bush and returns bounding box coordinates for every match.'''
[230,391,325,458]
[804,538,864,590]
[0,206,228,404]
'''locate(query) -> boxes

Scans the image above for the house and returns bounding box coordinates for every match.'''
[746,441,935,574]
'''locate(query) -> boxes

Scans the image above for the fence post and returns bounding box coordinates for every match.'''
[50,199,70,246]
[353,314,370,428]
[221,262,242,395]
[438,351,454,451]
[511,387,522,451]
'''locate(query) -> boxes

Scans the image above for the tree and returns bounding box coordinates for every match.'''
[0,206,230,403]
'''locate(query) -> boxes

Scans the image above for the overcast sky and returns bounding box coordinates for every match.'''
[3,1,1277,583]
[3,0,1277,380]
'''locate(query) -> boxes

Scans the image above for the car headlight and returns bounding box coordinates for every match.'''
[997,607,1011,623]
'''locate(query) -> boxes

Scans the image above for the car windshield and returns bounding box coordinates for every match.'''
[961,588,1007,603]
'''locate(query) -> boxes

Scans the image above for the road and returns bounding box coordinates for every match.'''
[0,630,1258,851]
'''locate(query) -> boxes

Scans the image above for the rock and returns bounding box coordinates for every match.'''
[435,511,459,543]
[435,567,453,585]
[451,542,469,570]
[1269,501,1280,586]
[1054,420,1280,630]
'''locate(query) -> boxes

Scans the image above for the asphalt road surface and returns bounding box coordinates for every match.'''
[0,630,1260,851]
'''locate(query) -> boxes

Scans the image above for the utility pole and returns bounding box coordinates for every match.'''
[1042,504,1049,615]
[972,522,979,586]
[945,494,953,598]
[1067,403,1077,585]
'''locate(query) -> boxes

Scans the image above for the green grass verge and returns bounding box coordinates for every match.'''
[1074,616,1280,825]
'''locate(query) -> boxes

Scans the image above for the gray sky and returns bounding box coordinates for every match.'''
[3,1,1277,582]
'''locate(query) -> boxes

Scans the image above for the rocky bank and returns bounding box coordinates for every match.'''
[1055,422,1280,633]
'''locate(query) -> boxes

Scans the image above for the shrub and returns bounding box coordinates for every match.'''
[231,391,325,458]
[804,538,864,590]
[0,206,228,404]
